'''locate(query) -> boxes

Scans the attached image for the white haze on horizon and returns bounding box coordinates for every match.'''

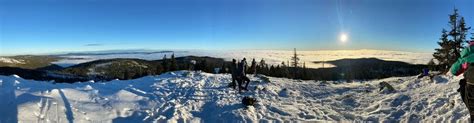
[51,49,433,68]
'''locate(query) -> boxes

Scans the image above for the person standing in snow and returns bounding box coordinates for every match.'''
[229,59,239,89]
[251,58,257,75]
[450,41,474,122]
[240,58,248,75]
[239,58,251,91]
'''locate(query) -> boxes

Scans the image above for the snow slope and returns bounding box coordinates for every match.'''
[0,57,25,64]
[0,71,469,122]
[53,49,432,68]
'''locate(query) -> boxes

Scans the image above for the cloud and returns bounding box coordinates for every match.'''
[84,43,103,46]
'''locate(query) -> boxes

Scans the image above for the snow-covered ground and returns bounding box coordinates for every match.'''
[53,49,432,68]
[0,71,469,122]
[0,57,25,64]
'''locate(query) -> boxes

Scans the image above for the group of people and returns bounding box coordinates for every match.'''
[230,58,252,93]
[228,41,474,120]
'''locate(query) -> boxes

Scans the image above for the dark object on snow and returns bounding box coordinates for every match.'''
[417,68,429,79]
[417,74,424,79]
[230,59,239,89]
[459,79,467,103]
[423,68,429,76]
[379,81,395,93]
[242,96,257,106]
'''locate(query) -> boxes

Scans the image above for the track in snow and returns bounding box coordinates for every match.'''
[0,71,470,122]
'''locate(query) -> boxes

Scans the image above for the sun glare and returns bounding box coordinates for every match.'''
[340,33,348,43]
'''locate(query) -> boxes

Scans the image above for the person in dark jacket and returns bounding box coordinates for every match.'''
[239,58,247,75]
[230,59,238,89]
[251,58,257,75]
[238,58,250,91]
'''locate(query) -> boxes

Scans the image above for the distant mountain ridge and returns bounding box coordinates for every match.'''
[58,50,175,56]
[0,56,228,82]
[0,55,62,69]
[0,55,427,83]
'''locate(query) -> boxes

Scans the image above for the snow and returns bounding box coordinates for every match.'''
[12,74,21,78]
[0,57,25,64]
[53,49,432,68]
[0,71,469,122]
[86,61,149,76]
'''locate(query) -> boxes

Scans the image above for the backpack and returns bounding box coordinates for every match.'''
[242,96,257,106]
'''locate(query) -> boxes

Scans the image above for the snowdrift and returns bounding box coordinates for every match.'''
[0,71,470,122]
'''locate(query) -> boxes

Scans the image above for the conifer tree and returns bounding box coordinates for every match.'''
[447,9,470,61]
[302,62,309,79]
[123,70,128,80]
[291,48,300,68]
[170,53,178,71]
[221,62,227,73]
[290,48,300,78]
[433,29,452,71]
[269,65,275,76]
[275,65,282,77]
[196,60,207,72]
[162,55,169,72]
[433,8,471,72]
[459,17,471,44]
[258,59,267,75]
[156,63,163,74]
[427,58,437,71]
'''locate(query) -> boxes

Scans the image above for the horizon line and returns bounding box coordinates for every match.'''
[0,48,433,56]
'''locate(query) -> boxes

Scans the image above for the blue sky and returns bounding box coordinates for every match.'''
[0,0,473,55]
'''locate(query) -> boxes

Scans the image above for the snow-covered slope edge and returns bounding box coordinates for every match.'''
[0,71,469,122]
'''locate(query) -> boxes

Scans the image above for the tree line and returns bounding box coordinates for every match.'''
[64,47,424,81]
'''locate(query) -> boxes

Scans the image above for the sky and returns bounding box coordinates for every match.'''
[0,0,473,55]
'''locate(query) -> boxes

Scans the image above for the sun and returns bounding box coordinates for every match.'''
[340,33,348,43]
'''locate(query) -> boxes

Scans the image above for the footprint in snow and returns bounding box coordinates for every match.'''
[391,95,411,107]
